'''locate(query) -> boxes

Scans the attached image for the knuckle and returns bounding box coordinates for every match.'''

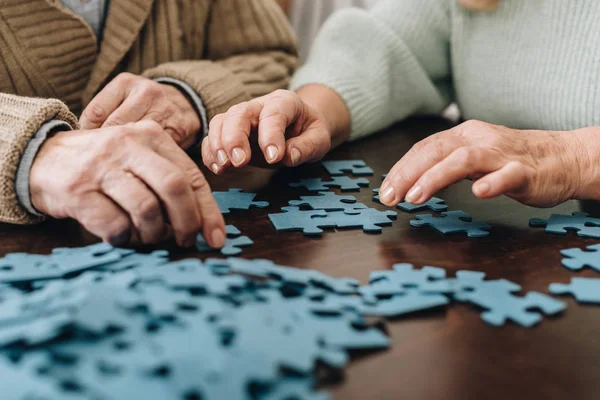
[226,103,251,119]
[161,172,188,195]
[209,114,225,130]
[458,119,487,136]
[135,195,161,221]
[83,103,108,124]
[135,120,164,136]
[187,169,208,191]
[453,146,476,164]
[139,80,162,97]
[115,72,137,85]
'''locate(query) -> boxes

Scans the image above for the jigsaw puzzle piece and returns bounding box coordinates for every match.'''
[410,210,491,237]
[212,188,269,214]
[261,378,331,400]
[459,288,565,327]
[141,259,248,296]
[529,211,600,238]
[289,191,368,212]
[95,250,169,272]
[560,243,600,272]
[325,208,397,233]
[549,277,600,304]
[0,356,66,399]
[362,290,450,318]
[269,206,334,236]
[321,159,374,176]
[196,225,253,256]
[373,189,447,212]
[290,176,370,192]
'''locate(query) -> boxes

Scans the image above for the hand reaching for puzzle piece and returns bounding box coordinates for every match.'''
[378,120,599,208]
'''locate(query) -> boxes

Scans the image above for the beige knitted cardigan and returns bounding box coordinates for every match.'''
[0,0,297,224]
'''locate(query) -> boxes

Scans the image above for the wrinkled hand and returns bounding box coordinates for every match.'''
[202,90,331,174]
[80,73,201,149]
[30,121,225,247]
[379,120,591,208]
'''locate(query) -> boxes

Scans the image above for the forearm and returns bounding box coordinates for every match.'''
[0,93,78,224]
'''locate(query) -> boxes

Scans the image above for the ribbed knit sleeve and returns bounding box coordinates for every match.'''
[143,0,298,119]
[290,0,453,140]
[0,94,79,224]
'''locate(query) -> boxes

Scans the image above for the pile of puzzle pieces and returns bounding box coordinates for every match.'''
[0,243,569,399]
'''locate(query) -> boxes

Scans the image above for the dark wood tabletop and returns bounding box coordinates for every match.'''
[1,117,598,400]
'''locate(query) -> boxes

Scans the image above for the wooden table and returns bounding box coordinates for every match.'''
[1,117,598,400]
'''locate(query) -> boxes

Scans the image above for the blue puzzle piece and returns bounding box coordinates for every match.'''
[373,188,448,212]
[289,191,367,212]
[95,250,169,272]
[212,188,269,215]
[321,159,374,176]
[410,210,491,237]
[196,225,253,256]
[325,208,397,233]
[290,176,370,192]
[549,277,600,304]
[269,206,335,236]
[529,211,600,238]
[362,290,450,318]
[0,356,66,399]
[458,287,565,327]
[560,243,600,272]
[361,264,451,303]
[261,378,331,400]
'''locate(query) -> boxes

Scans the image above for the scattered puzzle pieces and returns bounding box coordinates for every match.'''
[529,211,600,238]
[212,188,269,215]
[289,191,368,212]
[321,160,374,176]
[290,176,370,192]
[549,277,600,304]
[410,211,491,237]
[325,208,397,233]
[196,225,253,256]
[561,243,600,272]
[373,189,448,212]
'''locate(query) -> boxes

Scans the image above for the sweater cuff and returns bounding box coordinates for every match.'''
[154,77,209,150]
[15,120,72,217]
[143,61,251,119]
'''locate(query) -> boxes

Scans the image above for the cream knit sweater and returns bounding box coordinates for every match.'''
[291,0,600,140]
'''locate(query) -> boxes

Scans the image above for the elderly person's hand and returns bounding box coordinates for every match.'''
[379,120,594,208]
[201,89,336,174]
[29,121,226,248]
[80,73,201,149]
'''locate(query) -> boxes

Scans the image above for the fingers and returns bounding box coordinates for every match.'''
[72,193,132,246]
[282,124,331,167]
[101,92,152,128]
[100,170,167,244]
[472,161,529,199]
[132,122,226,248]
[405,147,503,204]
[379,131,463,206]
[80,73,135,129]
[256,92,303,164]
[220,101,262,167]
[204,114,228,174]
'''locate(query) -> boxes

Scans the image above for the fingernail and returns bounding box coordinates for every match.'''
[231,147,246,165]
[406,186,422,203]
[266,145,278,163]
[211,163,220,174]
[290,148,301,167]
[211,228,226,248]
[217,150,228,165]
[475,181,490,196]
[380,184,396,204]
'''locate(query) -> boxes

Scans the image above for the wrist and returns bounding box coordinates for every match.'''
[564,127,600,200]
[296,85,351,148]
